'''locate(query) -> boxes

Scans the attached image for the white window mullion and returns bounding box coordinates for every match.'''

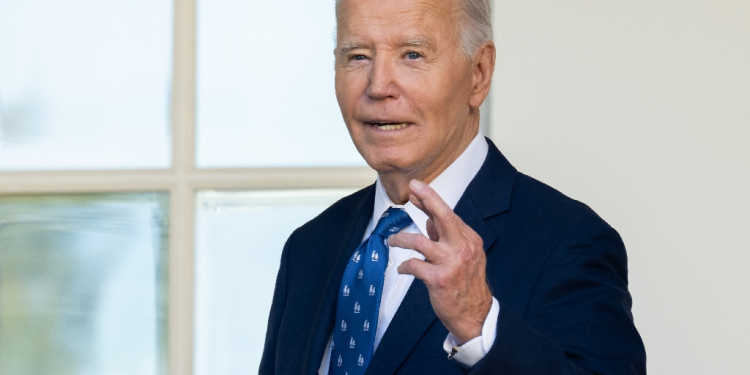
[0,170,174,194]
[169,182,196,375]
[170,0,198,373]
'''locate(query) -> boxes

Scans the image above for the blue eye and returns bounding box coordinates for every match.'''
[406,52,421,60]
[352,55,367,61]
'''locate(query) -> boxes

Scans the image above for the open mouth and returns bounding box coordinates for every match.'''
[366,122,410,130]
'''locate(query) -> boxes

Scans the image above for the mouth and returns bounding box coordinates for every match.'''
[364,121,411,131]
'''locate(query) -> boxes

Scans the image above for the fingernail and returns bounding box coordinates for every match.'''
[410,179,425,190]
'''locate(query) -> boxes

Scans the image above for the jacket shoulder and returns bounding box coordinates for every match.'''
[286,185,374,244]
[510,173,617,235]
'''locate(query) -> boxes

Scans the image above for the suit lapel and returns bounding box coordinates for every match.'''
[303,186,376,375]
[364,139,517,375]
[456,195,498,253]
[365,277,434,375]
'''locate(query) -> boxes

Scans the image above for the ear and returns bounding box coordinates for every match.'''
[469,41,496,109]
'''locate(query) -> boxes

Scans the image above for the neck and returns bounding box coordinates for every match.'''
[379,118,480,205]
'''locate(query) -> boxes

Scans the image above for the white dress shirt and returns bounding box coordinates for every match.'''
[318,132,500,373]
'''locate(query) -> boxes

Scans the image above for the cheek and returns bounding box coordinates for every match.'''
[410,89,456,130]
[429,76,471,119]
[336,69,368,106]
[334,74,350,113]
[405,71,456,108]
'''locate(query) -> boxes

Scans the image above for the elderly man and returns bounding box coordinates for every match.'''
[260,0,646,374]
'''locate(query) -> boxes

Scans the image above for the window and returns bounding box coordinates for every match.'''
[0,1,491,374]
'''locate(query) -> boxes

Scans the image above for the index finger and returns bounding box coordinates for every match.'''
[408,179,463,241]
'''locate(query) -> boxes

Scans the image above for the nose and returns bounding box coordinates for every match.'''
[366,56,399,100]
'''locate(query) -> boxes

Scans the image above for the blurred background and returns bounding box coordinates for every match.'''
[0,0,747,374]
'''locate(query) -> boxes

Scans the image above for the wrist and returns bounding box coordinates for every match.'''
[449,295,493,344]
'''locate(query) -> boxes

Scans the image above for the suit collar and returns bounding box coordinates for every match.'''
[465,138,518,219]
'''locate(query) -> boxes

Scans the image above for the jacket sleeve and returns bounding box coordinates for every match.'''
[258,232,293,375]
[466,222,647,375]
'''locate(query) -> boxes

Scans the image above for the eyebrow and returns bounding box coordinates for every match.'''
[337,42,364,55]
[336,36,437,55]
[400,37,436,50]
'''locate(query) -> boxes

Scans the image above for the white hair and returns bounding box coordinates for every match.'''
[457,0,493,56]
[335,0,493,58]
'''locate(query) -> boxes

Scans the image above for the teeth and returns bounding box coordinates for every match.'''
[375,123,409,130]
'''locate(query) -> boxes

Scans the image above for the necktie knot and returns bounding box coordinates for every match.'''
[372,207,412,237]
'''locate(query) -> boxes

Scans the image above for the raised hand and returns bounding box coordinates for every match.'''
[389,179,493,344]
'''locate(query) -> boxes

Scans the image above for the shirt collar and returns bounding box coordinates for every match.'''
[369,132,489,236]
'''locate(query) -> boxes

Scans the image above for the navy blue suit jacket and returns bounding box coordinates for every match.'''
[259,139,646,375]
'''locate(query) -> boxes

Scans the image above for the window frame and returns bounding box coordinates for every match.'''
[0,1,493,374]
[0,2,373,374]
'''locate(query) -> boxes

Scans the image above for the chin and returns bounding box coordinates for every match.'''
[362,151,420,175]
[360,148,398,168]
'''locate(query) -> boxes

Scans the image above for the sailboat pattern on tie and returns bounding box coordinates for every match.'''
[328,207,413,375]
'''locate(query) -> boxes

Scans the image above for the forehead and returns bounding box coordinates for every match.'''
[337,0,461,44]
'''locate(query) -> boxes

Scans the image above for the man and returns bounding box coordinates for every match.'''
[260,0,646,374]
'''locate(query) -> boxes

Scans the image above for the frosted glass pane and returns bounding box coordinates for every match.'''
[0,0,172,170]
[194,189,354,374]
[0,193,169,375]
[196,0,365,168]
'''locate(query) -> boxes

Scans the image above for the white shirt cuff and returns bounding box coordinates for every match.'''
[442,297,500,367]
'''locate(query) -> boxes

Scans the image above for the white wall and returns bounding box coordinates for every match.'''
[489,1,750,373]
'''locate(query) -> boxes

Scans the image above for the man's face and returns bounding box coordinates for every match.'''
[335,0,479,177]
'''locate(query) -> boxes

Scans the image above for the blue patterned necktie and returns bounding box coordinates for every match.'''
[329,207,413,375]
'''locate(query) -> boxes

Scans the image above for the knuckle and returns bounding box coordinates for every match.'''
[414,235,428,248]
[470,230,483,246]
[440,209,456,223]
[433,273,451,289]
[454,237,479,261]
[458,245,474,261]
